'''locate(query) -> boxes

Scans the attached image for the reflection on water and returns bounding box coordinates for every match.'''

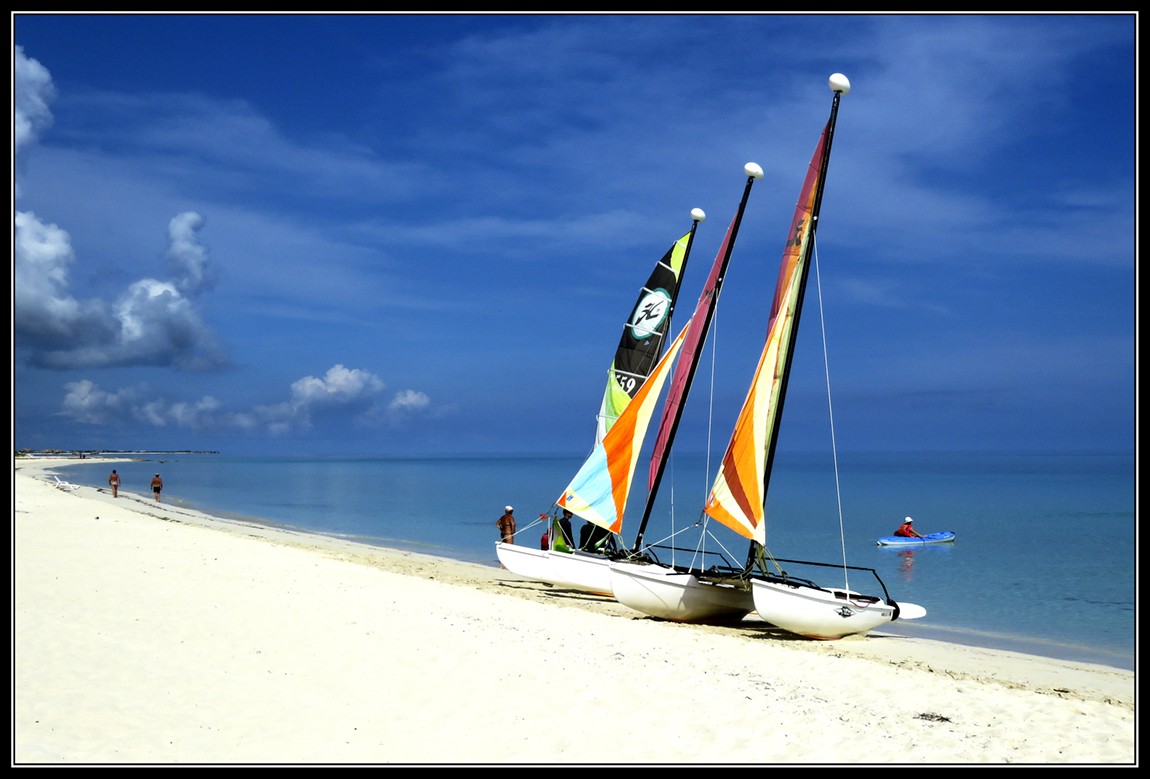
[898,549,916,580]
[876,542,954,587]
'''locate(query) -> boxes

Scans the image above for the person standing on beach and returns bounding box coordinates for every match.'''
[557,509,574,549]
[893,516,923,539]
[497,505,516,544]
[151,473,164,502]
[108,469,121,498]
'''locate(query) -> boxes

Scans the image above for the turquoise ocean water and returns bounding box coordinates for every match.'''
[53,450,1136,671]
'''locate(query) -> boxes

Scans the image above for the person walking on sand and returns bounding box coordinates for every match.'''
[497,505,516,544]
[151,473,164,502]
[108,469,121,498]
[893,516,923,539]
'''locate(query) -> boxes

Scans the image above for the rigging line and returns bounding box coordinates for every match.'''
[812,237,850,591]
[668,449,676,566]
[639,516,744,573]
[696,516,745,572]
[637,520,701,554]
[509,512,549,542]
[704,308,720,512]
[693,306,721,569]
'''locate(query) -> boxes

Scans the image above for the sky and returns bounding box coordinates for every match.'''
[12,12,1137,458]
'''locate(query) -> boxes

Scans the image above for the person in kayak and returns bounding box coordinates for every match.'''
[893,516,924,539]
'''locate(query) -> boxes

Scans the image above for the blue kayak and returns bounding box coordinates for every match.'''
[876,530,956,547]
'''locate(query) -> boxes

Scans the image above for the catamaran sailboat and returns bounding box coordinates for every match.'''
[495,215,704,594]
[611,73,926,638]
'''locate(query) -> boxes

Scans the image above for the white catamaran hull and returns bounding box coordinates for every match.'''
[609,561,753,624]
[751,577,925,640]
[495,542,615,596]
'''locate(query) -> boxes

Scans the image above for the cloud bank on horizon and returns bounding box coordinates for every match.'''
[15,43,431,444]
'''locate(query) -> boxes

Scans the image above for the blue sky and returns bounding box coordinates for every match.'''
[13,13,1136,457]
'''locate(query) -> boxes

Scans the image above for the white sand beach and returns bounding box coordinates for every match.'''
[12,457,1136,765]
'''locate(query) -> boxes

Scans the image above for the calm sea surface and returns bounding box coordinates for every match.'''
[55,450,1136,671]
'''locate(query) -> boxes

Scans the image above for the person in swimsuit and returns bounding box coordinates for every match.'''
[497,505,516,544]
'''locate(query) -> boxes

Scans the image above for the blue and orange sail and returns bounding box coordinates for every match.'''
[558,320,690,534]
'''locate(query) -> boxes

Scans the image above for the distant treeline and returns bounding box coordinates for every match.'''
[15,449,220,457]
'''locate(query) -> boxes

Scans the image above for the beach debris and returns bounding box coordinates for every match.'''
[915,712,952,723]
[52,475,80,492]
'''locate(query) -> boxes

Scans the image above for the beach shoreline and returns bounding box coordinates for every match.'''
[13,456,1137,764]
[28,453,1134,672]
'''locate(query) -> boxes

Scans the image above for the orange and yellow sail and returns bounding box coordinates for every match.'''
[704,124,831,545]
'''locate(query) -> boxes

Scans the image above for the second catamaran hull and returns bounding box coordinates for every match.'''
[609,562,753,624]
[751,577,924,640]
[495,542,615,596]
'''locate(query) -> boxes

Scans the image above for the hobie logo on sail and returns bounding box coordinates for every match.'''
[629,289,672,341]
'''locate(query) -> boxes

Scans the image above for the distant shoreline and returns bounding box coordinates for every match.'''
[15,449,220,458]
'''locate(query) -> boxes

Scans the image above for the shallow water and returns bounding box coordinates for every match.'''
[56,450,1136,670]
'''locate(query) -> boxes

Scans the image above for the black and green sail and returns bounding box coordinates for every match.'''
[595,224,700,444]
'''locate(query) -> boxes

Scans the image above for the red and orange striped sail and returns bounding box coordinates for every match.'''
[704,124,830,544]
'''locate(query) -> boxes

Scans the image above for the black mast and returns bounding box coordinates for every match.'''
[630,166,762,555]
[746,78,848,568]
